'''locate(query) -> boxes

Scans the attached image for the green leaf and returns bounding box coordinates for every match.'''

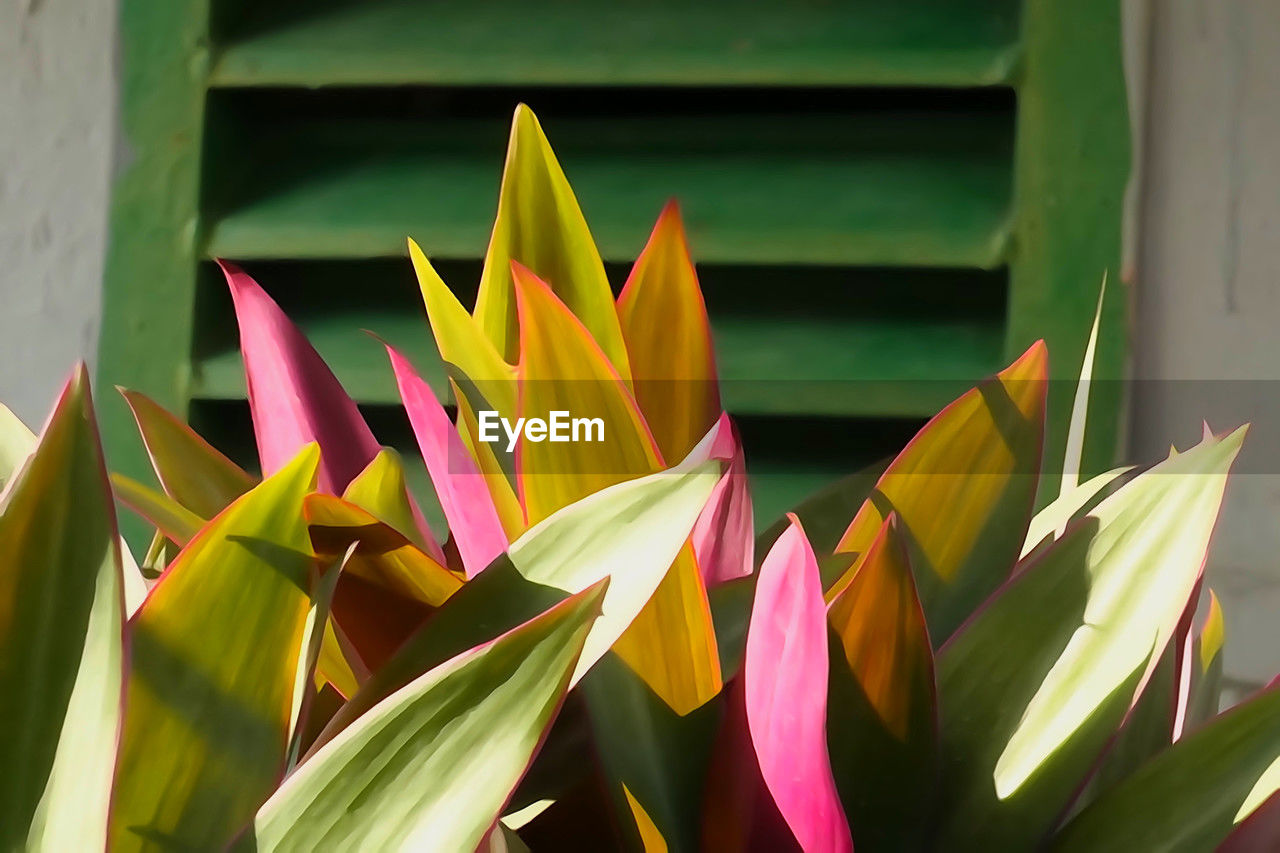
[935,427,1245,849]
[111,471,204,545]
[0,368,123,852]
[119,388,256,518]
[109,445,321,851]
[582,655,720,852]
[1053,684,1280,851]
[308,460,720,751]
[248,583,605,852]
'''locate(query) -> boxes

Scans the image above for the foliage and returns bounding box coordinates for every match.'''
[3,106,1275,851]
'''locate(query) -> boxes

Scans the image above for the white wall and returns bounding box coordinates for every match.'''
[1131,0,1280,690]
[0,0,116,426]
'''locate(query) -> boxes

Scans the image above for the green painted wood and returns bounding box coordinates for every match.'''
[100,0,1130,544]
[97,0,211,546]
[1005,0,1130,485]
[201,113,1014,269]
[210,0,1021,89]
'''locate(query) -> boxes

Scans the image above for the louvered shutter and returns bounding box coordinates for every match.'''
[100,0,1130,532]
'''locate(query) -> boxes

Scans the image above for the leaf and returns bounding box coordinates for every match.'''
[119,387,256,518]
[221,260,381,494]
[118,536,150,617]
[109,445,320,850]
[0,368,123,852]
[316,617,367,699]
[475,104,629,377]
[625,785,669,853]
[287,543,349,769]
[610,542,722,716]
[306,461,719,752]
[688,414,754,586]
[704,516,851,852]
[513,262,720,715]
[388,344,507,577]
[409,239,523,537]
[304,493,461,607]
[0,400,35,488]
[409,238,517,418]
[1053,684,1280,851]
[247,583,606,852]
[829,342,1048,642]
[616,201,720,461]
[935,427,1246,849]
[512,261,660,523]
[111,472,204,546]
[1220,789,1280,852]
[1020,465,1133,559]
[1059,274,1106,498]
[342,446,444,563]
[1186,589,1225,732]
[825,515,937,851]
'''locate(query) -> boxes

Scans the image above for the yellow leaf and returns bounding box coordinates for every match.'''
[624,785,669,853]
[1201,589,1225,673]
[475,104,630,378]
[342,448,434,555]
[514,263,720,712]
[617,201,721,462]
[830,342,1048,641]
[512,262,658,525]
[611,543,723,716]
[304,493,461,608]
[828,517,934,742]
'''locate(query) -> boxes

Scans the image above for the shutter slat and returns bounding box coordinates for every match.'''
[202,112,1013,269]
[189,308,1003,418]
[210,0,1021,89]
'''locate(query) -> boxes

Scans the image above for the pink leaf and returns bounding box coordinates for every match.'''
[221,261,382,495]
[688,414,753,585]
[706,515,851,851]
[387,344,508,578]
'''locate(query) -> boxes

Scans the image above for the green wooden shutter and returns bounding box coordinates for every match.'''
[99,0,1130,535]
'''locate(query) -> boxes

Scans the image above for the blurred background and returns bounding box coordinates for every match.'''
[2,0,1279,697]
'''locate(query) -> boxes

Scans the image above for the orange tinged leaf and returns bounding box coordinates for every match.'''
[513,263,720,712]
[830,341,1047,641]
[828,516,935,742]
[625,785,669,853]
[475,105,630,378]
[826,516,938,850]
[512,262,659,525]
[617,202,720,462]
[304,493,461,608]
[611,543,723,716]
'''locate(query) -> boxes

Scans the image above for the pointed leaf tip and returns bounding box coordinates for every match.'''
[741,517,852,851]
[222,263,381,494]
[617,202,720,463]
[476,107,629,376]
[386,344,507,577]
